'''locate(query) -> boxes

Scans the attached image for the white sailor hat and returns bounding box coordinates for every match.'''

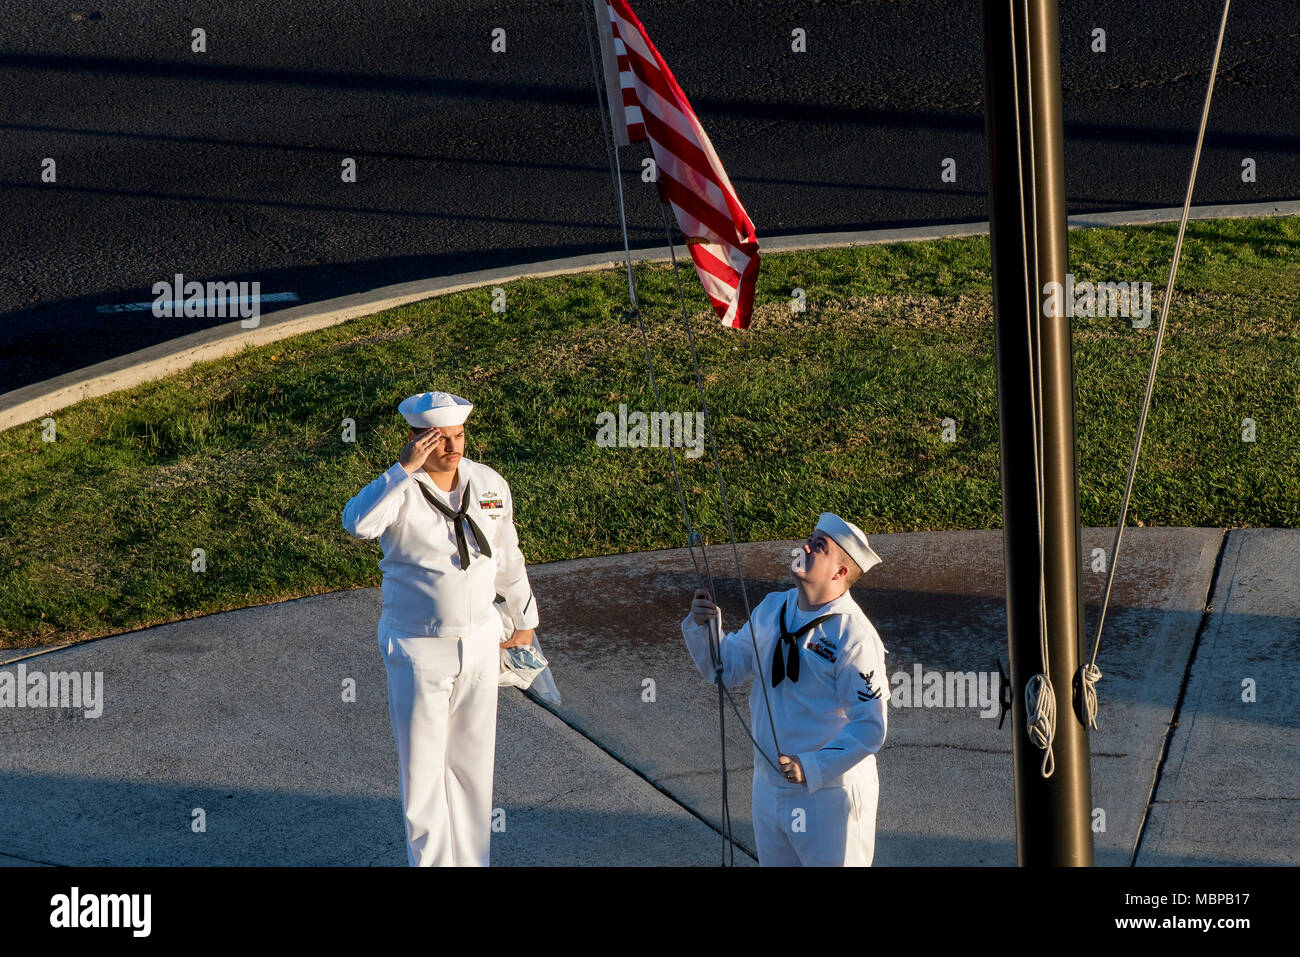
[399,391,474,428]
[814,512,882,576]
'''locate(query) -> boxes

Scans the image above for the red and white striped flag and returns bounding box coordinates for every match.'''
[595,0,760,329]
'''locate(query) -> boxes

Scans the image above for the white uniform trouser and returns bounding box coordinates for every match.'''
[751,756,879,866]
[379,619,501,867]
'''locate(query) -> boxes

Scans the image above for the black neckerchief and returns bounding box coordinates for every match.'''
[416,476,493,570]
[771,593,838,687]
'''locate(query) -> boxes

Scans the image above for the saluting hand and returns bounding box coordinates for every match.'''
[400,427,442,474]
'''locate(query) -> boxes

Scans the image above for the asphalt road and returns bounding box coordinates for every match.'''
[1,0,1296,391]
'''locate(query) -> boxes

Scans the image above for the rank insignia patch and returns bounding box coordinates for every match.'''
[857,670,882,701]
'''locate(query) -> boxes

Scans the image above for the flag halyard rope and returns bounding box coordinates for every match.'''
[1079,0,1233,731]
[1007,0,1055,779]
[579,0,764,865]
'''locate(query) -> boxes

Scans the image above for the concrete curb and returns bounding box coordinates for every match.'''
[3,198,1296,433]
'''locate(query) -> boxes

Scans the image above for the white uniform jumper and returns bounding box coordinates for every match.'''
[343,456,539,866]
[682,587,889,865]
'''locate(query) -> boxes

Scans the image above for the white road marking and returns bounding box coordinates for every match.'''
[96,292,300,315]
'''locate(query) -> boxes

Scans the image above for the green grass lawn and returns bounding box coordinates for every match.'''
[1,215,1297,648]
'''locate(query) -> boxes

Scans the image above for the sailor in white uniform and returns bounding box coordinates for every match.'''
[342,390,539,866]
[682,513,890,866]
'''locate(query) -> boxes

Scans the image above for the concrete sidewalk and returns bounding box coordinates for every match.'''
[0,527,1295,866]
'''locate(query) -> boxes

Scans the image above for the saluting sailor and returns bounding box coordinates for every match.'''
[343,390,539,866]
[682,513,890,866]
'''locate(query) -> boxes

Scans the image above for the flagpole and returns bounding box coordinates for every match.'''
[578,0,638,308]
[981,0,1094,865]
